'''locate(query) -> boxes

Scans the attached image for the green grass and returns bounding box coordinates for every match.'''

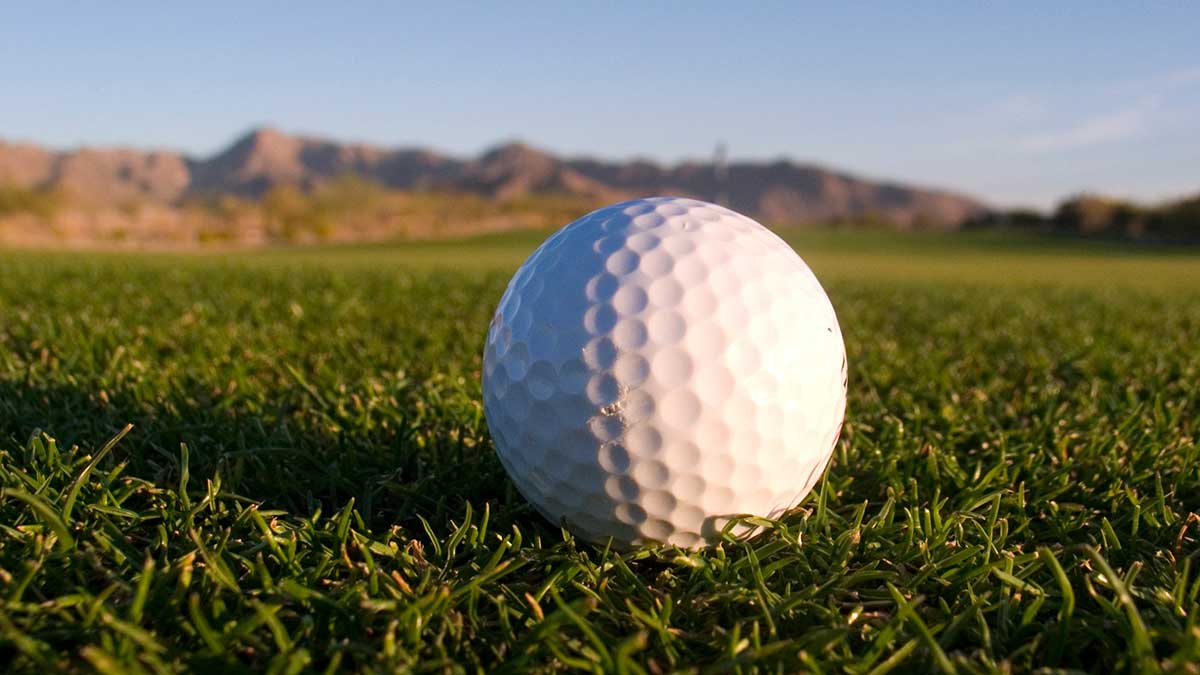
[0,232,1197,672]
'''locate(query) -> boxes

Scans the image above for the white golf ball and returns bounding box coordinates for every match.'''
[482,197,846,549]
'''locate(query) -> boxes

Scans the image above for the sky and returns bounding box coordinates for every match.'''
[2,3,1198,209]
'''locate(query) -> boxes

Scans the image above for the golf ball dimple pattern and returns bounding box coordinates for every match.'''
[483,197,847,549]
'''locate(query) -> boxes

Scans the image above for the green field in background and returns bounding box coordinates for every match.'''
[0,232,1196,672]
[54,228,1200,287]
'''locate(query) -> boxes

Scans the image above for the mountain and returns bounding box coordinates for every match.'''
[0,128,985,227]
[0,141,190,205]
[460,143,616,201]
[562,157,983,226]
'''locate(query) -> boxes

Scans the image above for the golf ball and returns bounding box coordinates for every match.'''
[482,197,846,549]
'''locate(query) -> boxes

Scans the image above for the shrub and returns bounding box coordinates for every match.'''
[0,184,63,220]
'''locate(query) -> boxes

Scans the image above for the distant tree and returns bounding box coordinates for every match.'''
[1052,195,1143,237]
[261,185,333,241]
[1042,192,1200,242]
[963,208,1048,231]
[1007,209,1048,229]
[1148,195,1200,242]
[0,184,63,220]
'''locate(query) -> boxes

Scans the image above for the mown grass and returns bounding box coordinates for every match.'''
[0,233,1197,673]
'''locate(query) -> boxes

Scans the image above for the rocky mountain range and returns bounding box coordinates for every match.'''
[1,128,985,228]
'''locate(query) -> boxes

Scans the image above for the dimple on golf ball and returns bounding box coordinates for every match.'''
[482,197,847,549]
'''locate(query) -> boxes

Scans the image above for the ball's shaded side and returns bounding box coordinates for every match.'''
[482,197,846,549]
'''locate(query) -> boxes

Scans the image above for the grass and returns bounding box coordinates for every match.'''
[0,231,1197,672]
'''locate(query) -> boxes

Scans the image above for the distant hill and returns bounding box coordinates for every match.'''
[0,128,984,229]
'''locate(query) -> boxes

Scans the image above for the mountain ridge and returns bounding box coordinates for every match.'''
[0,127,986,227]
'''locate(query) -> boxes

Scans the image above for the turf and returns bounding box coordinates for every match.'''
[0,232,1197,673]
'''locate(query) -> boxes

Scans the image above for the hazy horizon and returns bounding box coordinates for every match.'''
[4,3,1199,209]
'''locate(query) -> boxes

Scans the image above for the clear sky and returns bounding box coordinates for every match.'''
[2,3,1197,208]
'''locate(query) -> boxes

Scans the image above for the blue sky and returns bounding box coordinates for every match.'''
[2,3,1197,208]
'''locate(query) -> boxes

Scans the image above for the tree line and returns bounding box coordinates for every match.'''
[966,193,1200,243]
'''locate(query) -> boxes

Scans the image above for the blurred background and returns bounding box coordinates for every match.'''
[2,2,1198,248]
